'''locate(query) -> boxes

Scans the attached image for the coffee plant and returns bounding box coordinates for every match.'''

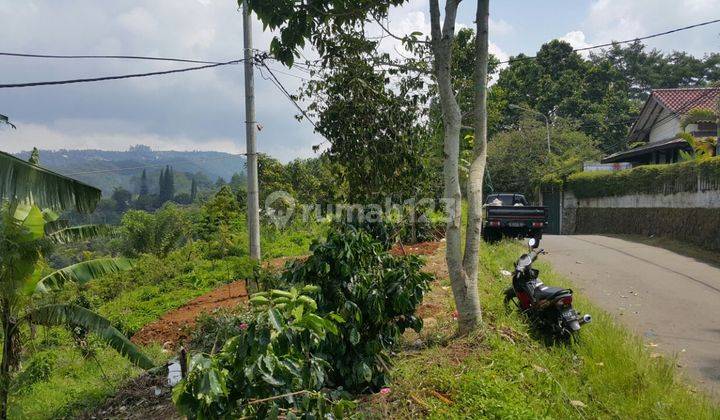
[282,227,433,391]
[174,227,433,418]
[173,286,350,419]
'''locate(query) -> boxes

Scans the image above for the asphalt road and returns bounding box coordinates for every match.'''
[540,235,720,398]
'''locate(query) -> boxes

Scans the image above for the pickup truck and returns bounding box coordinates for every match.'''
[482,193,547,242]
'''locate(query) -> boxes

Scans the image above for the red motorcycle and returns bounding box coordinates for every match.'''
[503,238,591,339]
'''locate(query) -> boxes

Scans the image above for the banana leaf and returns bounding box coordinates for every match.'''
[0,151,101,213]
[47,224,111,243]
[27,304,154,370]
[34,258,134,293]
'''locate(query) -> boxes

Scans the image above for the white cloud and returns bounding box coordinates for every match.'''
[490,18,514,36]
[559,30,592,56]
[584,0,720,56]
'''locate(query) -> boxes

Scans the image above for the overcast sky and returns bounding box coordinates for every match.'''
[0,0,718,162]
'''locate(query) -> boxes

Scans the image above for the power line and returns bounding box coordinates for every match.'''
[0,51,224,65]
[0,58,245,88]
[501,18,720,64]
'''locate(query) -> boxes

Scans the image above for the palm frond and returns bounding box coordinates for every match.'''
[35,258,134,293]
[47,224,111,243]
[0,114,16,129]
[0,151,101,213]
[27,304,154,369]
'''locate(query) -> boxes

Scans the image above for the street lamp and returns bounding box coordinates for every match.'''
[509,104,550,155]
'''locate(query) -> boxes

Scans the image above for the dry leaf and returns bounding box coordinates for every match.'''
[569,400,586,408]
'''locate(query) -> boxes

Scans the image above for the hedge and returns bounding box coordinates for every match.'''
[566,157,720,199]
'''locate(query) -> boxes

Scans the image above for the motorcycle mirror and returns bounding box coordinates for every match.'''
[528,238,538,248]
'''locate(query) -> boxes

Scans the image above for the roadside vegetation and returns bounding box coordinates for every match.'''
[368,240,719,419]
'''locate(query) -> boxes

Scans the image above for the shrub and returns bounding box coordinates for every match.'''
[13,351,57,393]
[281,227,433,391]
[173,287,350,419]
[175,227,433,418]
[566,157,720,199]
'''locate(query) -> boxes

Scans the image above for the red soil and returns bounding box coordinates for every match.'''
[131,280,248,349]
[390,241,441,256]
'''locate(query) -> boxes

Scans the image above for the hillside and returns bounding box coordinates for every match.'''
[14,145,246,196]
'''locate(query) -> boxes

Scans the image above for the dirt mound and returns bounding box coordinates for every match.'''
[131,280,248,349]
[391,241,441,256]
[78,372,180,420]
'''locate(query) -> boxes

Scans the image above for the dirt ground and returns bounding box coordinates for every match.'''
[131,280,249,349]
[86,243,445,419]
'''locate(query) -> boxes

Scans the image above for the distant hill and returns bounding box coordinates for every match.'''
[14,145,246,196]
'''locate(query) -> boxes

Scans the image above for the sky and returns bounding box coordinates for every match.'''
[0,0,718,162]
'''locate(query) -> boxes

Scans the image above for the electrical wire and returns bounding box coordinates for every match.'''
[0,51,224,65]
[0,59,245,89]
[500,18,720,64]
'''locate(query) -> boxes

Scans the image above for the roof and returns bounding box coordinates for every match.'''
[628,87,720,142]
[601,137,689,163]
[652,87,720,114]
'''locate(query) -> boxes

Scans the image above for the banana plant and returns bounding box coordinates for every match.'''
[678,107,719,160]
[0,149,152,419]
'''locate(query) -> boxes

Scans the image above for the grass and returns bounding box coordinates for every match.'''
[368,240,720,419]
[609,234,720,268]
[9,329,165,420]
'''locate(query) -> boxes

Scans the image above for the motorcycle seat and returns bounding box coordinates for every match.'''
[532,284,571,301]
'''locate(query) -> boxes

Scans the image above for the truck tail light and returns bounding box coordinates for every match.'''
[489,220,501,227]
[532,222,544,228]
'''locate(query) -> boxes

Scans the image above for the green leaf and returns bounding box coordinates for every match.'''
[268,308,284,332]
[35,258,134,293]
[349,328,360,345]
[47,224,110,244]
[0,150,101,213]
[21,205,45,241]
[27,304,154,369]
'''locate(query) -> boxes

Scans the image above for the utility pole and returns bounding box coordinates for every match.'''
[509,103,551,155]
[243,0,261,260]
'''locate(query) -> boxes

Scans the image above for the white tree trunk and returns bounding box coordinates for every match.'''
[429,0,488,335]
[462,0,490,324]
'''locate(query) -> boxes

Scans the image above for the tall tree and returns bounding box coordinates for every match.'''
[190,177,198,202]
[139,169,149,196]
[247,0,491,333]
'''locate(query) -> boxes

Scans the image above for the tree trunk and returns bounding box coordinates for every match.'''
[1,303,13,420]
[429,0,483,335]
[462,0,490,324]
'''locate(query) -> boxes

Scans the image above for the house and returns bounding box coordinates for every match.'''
[602,87,719,164]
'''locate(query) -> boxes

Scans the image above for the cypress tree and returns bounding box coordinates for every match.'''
[190,177,198,202]
[139,169,149,196]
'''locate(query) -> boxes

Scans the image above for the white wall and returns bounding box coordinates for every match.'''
[649,109,681,143]
[574,190,720,208]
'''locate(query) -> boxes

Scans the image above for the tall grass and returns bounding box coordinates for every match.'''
[370,241,719,419]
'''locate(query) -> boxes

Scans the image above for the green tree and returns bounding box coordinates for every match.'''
[190,177,198,202]
[119,203,190,257]
[111,187,132,213]
[139,169,149,196]
[158,166,175,203]
[0,151,152,418]
[487,120,602,200]
[246,0,491,334]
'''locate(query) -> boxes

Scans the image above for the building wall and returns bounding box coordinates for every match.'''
[561,188,720,250]
[649,110,680,143]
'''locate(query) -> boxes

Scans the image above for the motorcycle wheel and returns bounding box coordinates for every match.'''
[503,287,518,310]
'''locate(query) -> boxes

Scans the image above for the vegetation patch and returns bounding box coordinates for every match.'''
[366,241,719,419]
[566,157,720,199]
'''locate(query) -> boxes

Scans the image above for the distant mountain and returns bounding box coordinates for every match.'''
[14,145,246,196]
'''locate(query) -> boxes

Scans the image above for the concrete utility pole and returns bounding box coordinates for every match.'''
[243,0,261,260]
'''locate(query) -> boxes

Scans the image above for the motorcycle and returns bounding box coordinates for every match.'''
[503,238,591,339]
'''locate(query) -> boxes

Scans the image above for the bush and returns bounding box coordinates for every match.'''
[566,157,720,199]
[175,227,433,418]
[282,227,433,391]
[13,351,57,393]
[173,287,351,419]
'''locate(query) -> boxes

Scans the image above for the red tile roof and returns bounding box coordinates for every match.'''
[652,87,720,115]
